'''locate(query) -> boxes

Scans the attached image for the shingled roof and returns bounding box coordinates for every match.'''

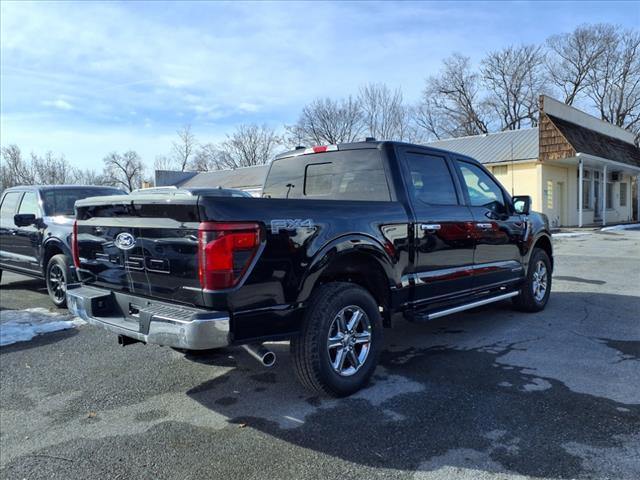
[547,114,640,168]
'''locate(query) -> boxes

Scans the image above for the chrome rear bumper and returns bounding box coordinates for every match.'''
[67,285,230,350]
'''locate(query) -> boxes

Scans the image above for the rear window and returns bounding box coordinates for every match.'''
[262,149,391,201]
[42,188,125,216]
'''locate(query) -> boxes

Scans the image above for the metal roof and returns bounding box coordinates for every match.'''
[178,165,269,189]
[426,128,539,164]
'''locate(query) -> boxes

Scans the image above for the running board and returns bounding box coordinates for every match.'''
[418,291,519,321]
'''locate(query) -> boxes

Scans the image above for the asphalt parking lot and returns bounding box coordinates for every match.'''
[1,229,639,480]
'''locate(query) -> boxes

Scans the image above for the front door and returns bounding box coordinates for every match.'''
[454,160,525,291]
[398,148,476,307]
[13,191,43,273]
[0,191,24,270]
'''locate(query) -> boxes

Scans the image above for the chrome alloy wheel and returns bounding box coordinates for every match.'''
[532,260,548,302]
[327,305,372,377]
[48,264,67,303]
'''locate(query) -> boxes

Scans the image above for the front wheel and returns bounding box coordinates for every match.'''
[46,254,71,308]
[291,282,383,397]
[512,248,552,312]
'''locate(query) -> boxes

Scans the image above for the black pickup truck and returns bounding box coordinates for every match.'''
[0,185,125,306]
[68,141,552,396]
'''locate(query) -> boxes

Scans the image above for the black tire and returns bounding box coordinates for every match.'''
[291,282,383,397]
[46,254,71,308]
[512,248,552,312]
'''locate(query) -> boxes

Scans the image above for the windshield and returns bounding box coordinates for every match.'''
[42,188,125,216]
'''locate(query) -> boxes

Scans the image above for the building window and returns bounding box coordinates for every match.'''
[606,181,613,209]
[492,165,508,175]
[620,182,628,207]
[578,169,590,209]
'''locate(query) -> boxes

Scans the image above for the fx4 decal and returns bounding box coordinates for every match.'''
[270,219,315,234]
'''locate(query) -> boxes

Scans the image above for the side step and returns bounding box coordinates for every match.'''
[416,291,519,321]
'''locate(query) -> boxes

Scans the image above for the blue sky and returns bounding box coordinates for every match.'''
[1,0,639,170]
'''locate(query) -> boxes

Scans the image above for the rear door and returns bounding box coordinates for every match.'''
[398,147,476,307]
[0,191,24,270]
[453,159,525,290]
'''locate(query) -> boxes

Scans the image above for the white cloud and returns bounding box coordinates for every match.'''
[42,98,74,111]
[238,102,261,113]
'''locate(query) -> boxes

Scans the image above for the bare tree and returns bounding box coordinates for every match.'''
[359,83,414,141]
[217,124,281,169]
[587,29,640,135]
[421,54,490,139]
[287,96,364,146]
[31,151,77,185]
[171,124,196,171]
[1,145,35,189]
[188,143,231,171]
[481,45,546,130]
[546,24,617,105]
[154,155,179,171]
[75,169,107,186]
[102,151,145,191]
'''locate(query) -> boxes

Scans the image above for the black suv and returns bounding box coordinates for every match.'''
[0,185,125,307]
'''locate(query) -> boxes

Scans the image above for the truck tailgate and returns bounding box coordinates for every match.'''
[75,195,203,305]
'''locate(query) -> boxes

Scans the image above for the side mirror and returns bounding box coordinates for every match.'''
[14,213,37,227]
[512,195,531,215]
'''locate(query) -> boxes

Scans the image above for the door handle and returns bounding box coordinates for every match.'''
[476,223,493,230]
[420,224,441,232]
[9,229,17,235]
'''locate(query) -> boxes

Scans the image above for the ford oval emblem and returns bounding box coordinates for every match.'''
[114,232,136,250]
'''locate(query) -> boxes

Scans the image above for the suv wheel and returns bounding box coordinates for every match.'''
[46,254,71,308]
[291,282,383,397]
[512,248,552,312]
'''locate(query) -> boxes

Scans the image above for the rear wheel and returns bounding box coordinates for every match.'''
[291,282,383,397]
[512,248,552,312]
[46,254,70,308]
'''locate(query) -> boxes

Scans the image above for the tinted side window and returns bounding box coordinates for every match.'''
[404,152,458,205]
[263,150,391,201]
[0,192,22,218]
[457,161,506,213]
[18,191,40,216]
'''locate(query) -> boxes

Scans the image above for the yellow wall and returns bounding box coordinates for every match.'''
[490,160,634,226]
[490,161,541,209]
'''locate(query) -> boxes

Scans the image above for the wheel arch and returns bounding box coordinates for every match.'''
[41,239,68,275]
[297,235,395,326]
[530,233,553,272]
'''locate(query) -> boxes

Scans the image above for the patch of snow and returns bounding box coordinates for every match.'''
[601,223,640,231]
[552,232,591,238]
[0,308,85,347]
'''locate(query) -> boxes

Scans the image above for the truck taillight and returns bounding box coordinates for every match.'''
[72,220,80,268]
[198,222,261,291]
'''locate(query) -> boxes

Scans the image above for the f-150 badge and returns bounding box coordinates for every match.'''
[270,219,314,234]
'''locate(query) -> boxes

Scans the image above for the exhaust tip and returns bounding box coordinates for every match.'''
[262,351,276,368]
[242,343,277,368]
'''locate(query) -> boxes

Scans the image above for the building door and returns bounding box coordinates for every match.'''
[556,182,566,226]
